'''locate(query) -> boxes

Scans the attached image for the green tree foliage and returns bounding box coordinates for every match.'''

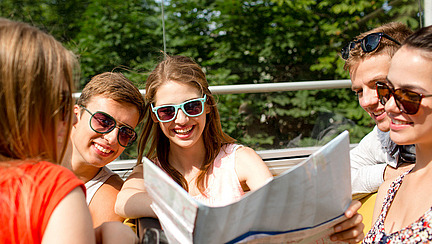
[73,0,162,87]
[0,0,88,42]
[158,0,420,148]
[0,0,421,152]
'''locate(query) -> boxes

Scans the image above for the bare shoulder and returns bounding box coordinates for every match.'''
[235,146,262,163]
[235,146,272,191]
[128,163,143,178]
[372,178,393,223]
[235,146,267,173]
[90,174,125,226]
[43,187,95,243]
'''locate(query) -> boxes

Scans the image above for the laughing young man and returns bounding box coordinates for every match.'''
[65,72,145,227]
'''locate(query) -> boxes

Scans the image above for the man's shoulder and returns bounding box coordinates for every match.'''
[351,127,390,160]
[88,166,123,189]
[356,127,383,147]
[93,174,123,202]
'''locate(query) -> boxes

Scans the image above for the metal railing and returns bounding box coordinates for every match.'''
[72,79,352,98]
[95,79,355,178]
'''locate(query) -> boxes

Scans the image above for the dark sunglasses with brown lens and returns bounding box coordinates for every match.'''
[376,81,432,115]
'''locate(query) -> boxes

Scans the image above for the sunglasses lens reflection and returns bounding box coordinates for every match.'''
[84,108,136,147]
[92,112,115,132]
[377,83,391,105]
[341,42,357,60]
[155,98,204,122]
[376,82,423,114]
[118,127,137,146]
[341,47,349,59]
[363,34,381,52]
[157,106,176,121]
[184,100,203,116]
[342,32,400,60]
[395,90,422,114]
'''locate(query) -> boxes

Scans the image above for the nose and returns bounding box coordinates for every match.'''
[103,127,119,145]
[359,87,380,110]
[174,109,189,124]
[384,95,400,115]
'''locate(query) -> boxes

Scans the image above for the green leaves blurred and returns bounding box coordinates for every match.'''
[0,0,421,153]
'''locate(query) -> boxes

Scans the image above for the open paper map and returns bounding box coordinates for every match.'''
[143,131,352,244]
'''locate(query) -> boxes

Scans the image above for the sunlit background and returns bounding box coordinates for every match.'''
[1,0,425,159]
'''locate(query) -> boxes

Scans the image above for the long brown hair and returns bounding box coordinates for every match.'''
[0,18,78,164]
[137,55,235,193]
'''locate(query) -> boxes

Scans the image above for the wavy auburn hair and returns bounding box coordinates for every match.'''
[137,55,235,194]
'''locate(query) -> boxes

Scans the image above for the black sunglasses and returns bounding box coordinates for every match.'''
[341,32,401,60]
[376,81,432,115]
[80,106,137,147]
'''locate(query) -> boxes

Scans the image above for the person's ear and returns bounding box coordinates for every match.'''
[205,104,211,114]
[72,105,80,126]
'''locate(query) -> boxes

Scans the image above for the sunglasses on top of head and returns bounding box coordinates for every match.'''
[151,95,207,123]
[341,32,401,60]
[376,81,432,115]
[80,106,137,147]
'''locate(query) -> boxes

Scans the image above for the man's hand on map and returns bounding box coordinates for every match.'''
[330,200,364,243]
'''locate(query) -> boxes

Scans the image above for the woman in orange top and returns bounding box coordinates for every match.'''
[0,18,136,243]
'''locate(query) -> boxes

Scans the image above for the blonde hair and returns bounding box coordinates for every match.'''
[137,55,235,194]
[0,18,79,163]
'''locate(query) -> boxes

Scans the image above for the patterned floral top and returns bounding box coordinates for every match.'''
[363,170,432,243]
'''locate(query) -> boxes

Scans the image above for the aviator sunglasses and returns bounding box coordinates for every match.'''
[341,32,401,60]
[80,106,137,147]
[151,95,207,122]
[376,81,432,115]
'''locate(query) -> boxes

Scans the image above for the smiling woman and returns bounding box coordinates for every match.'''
[115,55,273,216]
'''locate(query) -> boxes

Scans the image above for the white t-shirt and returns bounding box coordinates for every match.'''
[350,126,400,196]
[84,166,116,205]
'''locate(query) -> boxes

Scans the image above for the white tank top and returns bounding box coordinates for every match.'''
[84,166,115,205]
